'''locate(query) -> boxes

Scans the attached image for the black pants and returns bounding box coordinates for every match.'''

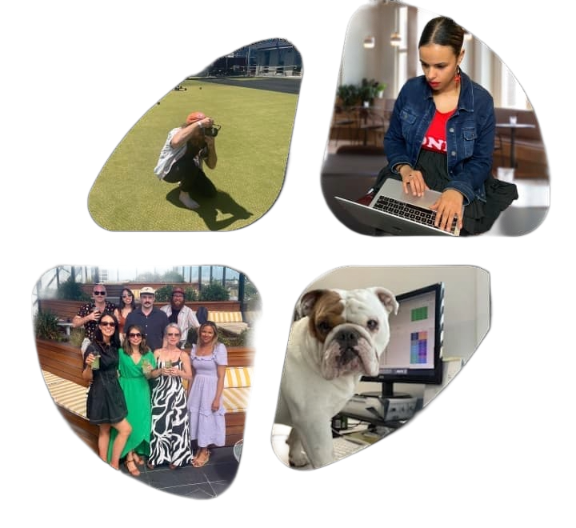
[373,150,518,235]
[164,155,217,197]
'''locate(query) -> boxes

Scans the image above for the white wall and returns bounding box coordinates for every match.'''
[300,265,490,397]
[338,1,522,106]
[340,2,397,96]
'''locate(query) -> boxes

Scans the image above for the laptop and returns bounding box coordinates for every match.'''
[335,178,461,236]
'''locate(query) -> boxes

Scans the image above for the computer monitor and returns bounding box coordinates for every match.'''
[361,282,445,399]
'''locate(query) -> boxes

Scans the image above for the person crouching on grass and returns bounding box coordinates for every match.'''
[154,111,218,210]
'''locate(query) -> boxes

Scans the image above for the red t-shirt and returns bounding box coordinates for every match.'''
[421,109,456,153]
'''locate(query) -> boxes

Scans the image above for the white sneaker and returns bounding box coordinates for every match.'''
[179,191,200,210]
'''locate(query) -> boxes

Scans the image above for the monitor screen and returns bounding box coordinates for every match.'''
[361,283,444,397]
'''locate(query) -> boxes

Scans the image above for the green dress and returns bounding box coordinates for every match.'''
[107,349,156,461]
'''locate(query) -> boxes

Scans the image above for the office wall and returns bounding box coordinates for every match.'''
[300,265,490,396]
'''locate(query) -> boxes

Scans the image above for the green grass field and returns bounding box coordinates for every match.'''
[88,79,299,231]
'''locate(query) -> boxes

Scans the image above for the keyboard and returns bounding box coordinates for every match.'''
[373,195,458,234]
[333,436,368,460]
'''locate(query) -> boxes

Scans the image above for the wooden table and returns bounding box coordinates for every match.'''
[496,123,536,168]
[352,105,388,146]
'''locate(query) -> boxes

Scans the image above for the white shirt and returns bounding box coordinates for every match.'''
[160,304,200,346]
[154,128,197,179]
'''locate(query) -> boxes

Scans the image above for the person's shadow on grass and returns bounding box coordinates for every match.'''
[166,187,253,231]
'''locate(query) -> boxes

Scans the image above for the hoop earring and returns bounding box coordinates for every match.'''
[454,66,461,83]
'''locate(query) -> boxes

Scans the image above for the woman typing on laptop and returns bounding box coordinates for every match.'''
[358,16,516,235]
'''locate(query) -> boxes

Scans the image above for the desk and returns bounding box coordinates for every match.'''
[496,123,536,168]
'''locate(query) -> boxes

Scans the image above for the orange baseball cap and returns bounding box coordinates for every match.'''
[186,111,206,125]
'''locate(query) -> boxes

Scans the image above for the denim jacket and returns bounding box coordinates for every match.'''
[384,71,495,204]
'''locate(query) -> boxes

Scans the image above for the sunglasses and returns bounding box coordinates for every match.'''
[100,321,116,327]
[167,332,181,337]
[93,291,106,296]
[128,333,142,338]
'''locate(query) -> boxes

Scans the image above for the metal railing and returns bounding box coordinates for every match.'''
[32,266,259,315]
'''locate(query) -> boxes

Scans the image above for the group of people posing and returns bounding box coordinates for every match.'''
[76,284,226,474]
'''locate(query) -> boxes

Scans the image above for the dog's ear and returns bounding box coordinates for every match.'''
[372,287,399,315]
[296,289,326,319]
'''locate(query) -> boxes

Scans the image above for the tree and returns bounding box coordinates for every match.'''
[56,277,91,301]
[162,270,185,283]
[199,283,230,301]
[135,272,161,282]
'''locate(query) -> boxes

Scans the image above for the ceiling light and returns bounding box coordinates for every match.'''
[363,36,375,49]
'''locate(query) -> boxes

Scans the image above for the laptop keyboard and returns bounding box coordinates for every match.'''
[373,195,458,235]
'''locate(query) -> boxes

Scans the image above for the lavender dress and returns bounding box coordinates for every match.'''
[188,343,227,448]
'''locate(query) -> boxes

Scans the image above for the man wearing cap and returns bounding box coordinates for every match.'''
[160,287,200,349]
[154,111,218,210]
[124,287,169,352]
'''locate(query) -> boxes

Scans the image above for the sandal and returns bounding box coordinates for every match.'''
[146,462,155,470]
[132,453,144,466]
[125,457,140,477]
[192,450,210,468]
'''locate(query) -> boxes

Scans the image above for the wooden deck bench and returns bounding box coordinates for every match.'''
[208,310,249,337]
[222,366,253,446]
[220,345,254,446]
[37,339,98,451]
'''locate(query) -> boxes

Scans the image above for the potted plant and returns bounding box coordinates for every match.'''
[35,308,62,341]
[359,78,379,107]
[376,82,387,98]
[336,84,360,109]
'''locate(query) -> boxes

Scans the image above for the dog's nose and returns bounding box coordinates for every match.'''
[336,329,358,347]
[335,329,359,364]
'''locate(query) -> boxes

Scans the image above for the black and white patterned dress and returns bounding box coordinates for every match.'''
[148,358,193,467]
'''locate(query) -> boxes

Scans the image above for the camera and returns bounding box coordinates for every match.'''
[203,124,221,137]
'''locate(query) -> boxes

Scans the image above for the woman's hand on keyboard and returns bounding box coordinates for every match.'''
[430,189,464,232]
[400,167,428,197]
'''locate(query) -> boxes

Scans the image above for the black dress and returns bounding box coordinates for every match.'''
[83,341,128,425]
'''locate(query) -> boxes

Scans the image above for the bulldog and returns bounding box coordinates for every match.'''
[275,287,398,469]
